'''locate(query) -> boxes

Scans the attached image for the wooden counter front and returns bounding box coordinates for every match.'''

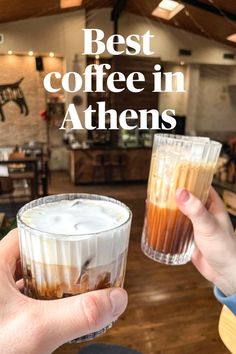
[69,147,152,184]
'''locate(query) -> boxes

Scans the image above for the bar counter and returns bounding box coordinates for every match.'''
[69,146,152,184]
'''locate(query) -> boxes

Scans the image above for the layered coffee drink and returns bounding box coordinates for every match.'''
[142,135,222,265]
[144,162,216,257]
[17,194,131,342]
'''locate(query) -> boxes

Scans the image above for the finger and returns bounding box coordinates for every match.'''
[205,193,212,211]
[207,187,227,214]
[191,247,215,282]
[192,248,204,274]
[0,229,20,273]
[38,288,128,347]
[208,188,234,233]
[16,278,24,291]
[191,246,207,274]
[191,246,202,268]
[176,188,217,236]
[14,259,22,281]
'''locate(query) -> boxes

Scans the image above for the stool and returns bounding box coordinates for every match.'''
[92,153,110,183]
[110,153,127,181]
[0,177,15,215]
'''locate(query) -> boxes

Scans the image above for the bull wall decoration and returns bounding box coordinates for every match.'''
[0,77,29,121]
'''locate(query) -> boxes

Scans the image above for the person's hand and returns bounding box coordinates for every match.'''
[176,187,236,297]
[0,229,127,354]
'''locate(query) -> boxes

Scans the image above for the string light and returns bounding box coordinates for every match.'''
[181,3,217,44]
[184,9,189,16]
[135,0,196,49]
[3,52,63,57]
[133,0,218,57]
[207,0,236,29]
[181,0,236,45]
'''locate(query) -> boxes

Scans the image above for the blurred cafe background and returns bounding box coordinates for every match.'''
[0,1,236,353]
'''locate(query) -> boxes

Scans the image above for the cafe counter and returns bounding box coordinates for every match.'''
[69,147,152,184]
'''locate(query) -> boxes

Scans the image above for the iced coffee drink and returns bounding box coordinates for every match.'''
[142,134,221,265]
[17,194,132,342]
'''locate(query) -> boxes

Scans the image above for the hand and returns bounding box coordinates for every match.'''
[176,187,236,297]
[0,229,127,354]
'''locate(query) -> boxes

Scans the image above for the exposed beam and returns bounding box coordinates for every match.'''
[111,0,128,21]
[181,0,236,22]
[111,0,128,50]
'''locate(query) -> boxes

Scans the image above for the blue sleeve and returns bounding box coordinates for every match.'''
[214,286,236,315]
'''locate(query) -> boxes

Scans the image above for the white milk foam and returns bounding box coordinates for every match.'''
[21,199,128,235]
[19,198,131,267]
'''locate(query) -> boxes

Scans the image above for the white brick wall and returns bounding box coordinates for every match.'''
[0,55,63,147]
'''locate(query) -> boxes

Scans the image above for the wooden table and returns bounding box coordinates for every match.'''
[0,158,39,199]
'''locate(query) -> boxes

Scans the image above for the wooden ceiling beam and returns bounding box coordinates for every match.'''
[111,0,128,44]
[181,0,236,22]
[111,0,128,21]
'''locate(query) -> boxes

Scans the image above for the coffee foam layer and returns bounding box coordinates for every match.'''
[21,199,129,235]
[19,199,131,267]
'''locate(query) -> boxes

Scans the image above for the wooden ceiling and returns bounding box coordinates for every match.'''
[127,0,236,47]
[0,0,235,47]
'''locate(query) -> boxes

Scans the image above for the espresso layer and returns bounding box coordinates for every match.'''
[23,250,127,300]
[144,203,193,255]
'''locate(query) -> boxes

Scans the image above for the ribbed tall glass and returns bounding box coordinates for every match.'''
[141,134,222,265]
[17,193,132,343]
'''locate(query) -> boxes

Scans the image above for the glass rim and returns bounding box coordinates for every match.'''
[153,133,222,147]
[17,193,132,240]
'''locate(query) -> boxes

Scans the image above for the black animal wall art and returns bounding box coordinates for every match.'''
[0,77,29,121]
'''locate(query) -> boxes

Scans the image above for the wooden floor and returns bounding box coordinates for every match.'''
[50,172,229,354]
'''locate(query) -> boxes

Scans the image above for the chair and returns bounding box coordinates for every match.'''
[8,151,26,172]
[8,150,28,192]
[219,305,236,353]
[0,177,15,215]
[22,143,50,196]
[0,177,14,196]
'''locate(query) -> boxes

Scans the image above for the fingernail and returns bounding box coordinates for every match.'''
[177,188,190,204]
[110,288,127,318]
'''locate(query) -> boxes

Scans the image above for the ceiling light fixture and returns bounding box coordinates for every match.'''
[8,50,13,55]
[227,33,236,43]
[152,0,184,20]
[49,52,55,57]
[28,51,34,56]
[60,0,83,9]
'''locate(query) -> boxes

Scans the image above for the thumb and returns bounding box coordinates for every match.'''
[38,288,127,349]
[176,188,217,237]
